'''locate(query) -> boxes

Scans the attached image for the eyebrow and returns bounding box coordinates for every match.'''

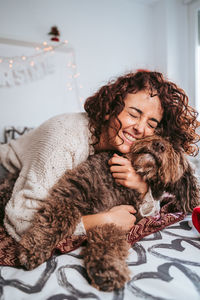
[129,106,160,124]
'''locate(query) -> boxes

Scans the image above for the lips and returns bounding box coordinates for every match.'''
[122,131,136,144]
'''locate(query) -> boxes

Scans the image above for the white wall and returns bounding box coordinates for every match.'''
[152,0,191,102]
[0,0,156,96]
[188,0,200,115]
[0,0,196,141]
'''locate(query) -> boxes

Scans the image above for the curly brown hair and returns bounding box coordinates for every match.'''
[84,70,200,156]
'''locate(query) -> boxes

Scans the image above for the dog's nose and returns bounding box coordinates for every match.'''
[153,140,165,152]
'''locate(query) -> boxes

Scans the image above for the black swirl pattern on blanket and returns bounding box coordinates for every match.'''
[0,256,57,296]
[128,262,200,300]
[148,239,200,266]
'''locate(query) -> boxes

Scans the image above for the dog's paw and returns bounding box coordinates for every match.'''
[83,224,131,291]
[18,245,52,270]
[86,261,130,292]
[18,246,35,270]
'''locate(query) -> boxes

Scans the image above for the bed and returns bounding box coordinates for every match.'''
[0,128,200,300]
[0,215,199,300]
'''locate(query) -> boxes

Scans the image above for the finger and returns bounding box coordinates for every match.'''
[115,178,132,187]
[112,204,136,214]
[121,205,136,213]
[131,215,137,225]
[112,153,121,157]
[112,172,129,179]
[110,165,133,174]
[108,155,130,166]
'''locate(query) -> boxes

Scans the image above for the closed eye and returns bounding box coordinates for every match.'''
[148,122,157,129]
[129,113,139,119]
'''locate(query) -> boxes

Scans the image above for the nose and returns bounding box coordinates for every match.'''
[133,120,146,137]
[152,140,165,152]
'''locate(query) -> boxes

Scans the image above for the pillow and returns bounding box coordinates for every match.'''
[3,126,33,143]
[0,165,8,180]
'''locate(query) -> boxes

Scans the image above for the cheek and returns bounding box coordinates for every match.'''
[144,127,156,137]
[118,113,137,128]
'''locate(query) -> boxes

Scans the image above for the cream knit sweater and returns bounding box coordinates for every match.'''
[0,113,92,241]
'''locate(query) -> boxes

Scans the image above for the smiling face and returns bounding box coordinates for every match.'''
[101,90,163,154]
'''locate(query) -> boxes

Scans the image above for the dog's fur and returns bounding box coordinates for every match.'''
[18,135,199,291]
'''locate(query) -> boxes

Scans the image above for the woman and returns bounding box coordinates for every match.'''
[0,70,199,242]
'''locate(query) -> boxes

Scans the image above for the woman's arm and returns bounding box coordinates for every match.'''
[3,114,91,242]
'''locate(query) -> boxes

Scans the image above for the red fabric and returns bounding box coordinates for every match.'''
[127,197,185,244]
[192,206,200,233]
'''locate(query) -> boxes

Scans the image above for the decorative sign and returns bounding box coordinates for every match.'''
[0,57,55,87]
[0,38,83,105]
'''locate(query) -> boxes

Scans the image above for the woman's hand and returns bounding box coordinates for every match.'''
[82,205,136,232]
[105,205,137,231]
[108,153,148,196]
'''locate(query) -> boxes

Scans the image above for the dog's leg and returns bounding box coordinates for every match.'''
[82,224,131,291]
[18,199,82,270]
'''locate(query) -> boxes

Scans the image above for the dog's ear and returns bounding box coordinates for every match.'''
[165,163,200,213]
[159,149,188,184]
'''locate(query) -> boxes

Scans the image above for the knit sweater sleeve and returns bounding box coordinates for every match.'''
[1,113,91,241]
[139,188,160,217]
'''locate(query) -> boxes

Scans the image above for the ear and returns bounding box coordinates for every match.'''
[166,163,200,213]
[160,150,188,184]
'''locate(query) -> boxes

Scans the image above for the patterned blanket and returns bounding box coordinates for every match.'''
[0,173,185,268]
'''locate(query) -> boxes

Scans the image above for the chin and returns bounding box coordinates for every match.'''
[113,137,133,154]
[117,144,132,154]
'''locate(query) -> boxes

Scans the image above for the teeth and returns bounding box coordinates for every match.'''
[123,132,135,142]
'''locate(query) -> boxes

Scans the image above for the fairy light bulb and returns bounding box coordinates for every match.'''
[9,64,13,68]
[43,41,47,46]
[0,59,2,63]
[30,61,35,66]
[22,56,26,61]
[74,72,80,78]
[9,59,13,64]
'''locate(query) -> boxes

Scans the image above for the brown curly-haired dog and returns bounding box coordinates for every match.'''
[18,135,199,291]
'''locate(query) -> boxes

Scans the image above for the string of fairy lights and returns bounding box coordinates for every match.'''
[0,40,68,68]
[0,39,83,103]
